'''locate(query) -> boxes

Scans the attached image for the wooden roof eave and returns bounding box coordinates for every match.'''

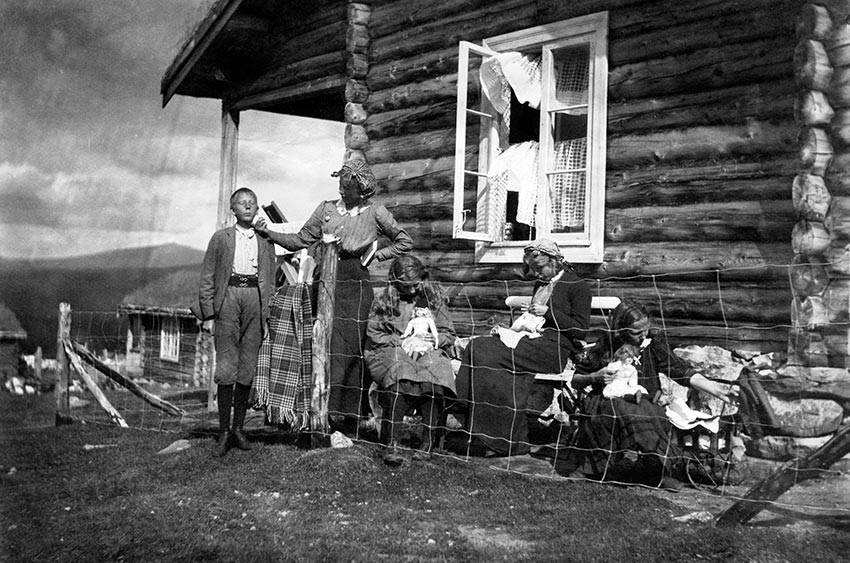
[161,0,247,108]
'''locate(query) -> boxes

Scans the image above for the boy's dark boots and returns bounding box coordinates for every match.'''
[231,383,253,451]
[215,384,234,457]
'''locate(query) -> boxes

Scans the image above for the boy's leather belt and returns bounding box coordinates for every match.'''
[228,274,259,288]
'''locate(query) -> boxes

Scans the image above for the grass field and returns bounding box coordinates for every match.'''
[2,392,848,562]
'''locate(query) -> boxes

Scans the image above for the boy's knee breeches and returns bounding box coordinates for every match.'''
[214,286,262,386]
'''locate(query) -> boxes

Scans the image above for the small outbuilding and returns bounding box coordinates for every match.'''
[118,269,211,387]
[0,302,27,382]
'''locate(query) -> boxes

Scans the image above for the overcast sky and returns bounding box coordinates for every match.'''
[0,0,343,259]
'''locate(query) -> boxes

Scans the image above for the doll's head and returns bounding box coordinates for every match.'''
[413,306,432,319]
[613,343,639,365]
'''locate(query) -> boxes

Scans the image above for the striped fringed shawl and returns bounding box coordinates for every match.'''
[254,283,313,429]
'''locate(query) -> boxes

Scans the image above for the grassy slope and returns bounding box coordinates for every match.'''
[1,393,848,563]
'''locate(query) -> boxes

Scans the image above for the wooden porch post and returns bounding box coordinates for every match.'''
[209,106,240,412]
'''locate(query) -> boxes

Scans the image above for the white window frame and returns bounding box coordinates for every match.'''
[452,12,608,263]
[159,316,181,362]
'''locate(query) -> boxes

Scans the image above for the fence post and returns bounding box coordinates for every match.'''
[55,302,72,425]
[311,239,339,440]
[34,346,43,384]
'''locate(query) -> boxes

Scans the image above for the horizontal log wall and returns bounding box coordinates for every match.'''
[361,0,802,352]
[140,317,199,386]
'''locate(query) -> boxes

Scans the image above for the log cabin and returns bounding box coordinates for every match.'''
[118,269,212,387]
[161,0,850,373]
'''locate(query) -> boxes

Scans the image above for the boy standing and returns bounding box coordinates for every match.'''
[195,187,277,457]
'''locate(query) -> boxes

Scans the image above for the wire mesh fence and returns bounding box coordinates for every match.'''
[33,261,850,520]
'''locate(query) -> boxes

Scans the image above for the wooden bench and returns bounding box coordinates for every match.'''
[505,295,621,383]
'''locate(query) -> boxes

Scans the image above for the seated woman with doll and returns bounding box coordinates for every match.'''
[451,238,592,457]
[363,255,457,465]
[568,300,739,489]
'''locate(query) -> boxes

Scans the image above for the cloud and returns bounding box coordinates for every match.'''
[0,1,343,259]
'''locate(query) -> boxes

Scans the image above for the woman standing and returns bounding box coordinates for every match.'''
[364,255,457,465]
[453,239,592,456]
[256,160,413,426]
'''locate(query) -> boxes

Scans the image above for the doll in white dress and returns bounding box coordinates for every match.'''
[602,343,648,403]
[401,306,440,357]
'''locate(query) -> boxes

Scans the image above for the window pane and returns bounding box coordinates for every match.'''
[549,140,587,233]
[553,44,589,109]
[546,43,590,235]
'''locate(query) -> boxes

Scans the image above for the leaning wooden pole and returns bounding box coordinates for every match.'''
[63,340,128,428]
[716,424,850,526]
[311,239,339,439]
[69,340,185,417]
[55,302,72,425]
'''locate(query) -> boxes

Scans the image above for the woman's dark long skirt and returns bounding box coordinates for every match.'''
[328,257,373,419]
[454,333,576,456]
[576,393,684,485]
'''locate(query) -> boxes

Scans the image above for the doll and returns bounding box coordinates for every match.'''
[401,306,440,357]
[602,343,649,403]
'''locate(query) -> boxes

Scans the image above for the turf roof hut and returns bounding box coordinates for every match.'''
[163,0,850,372]
[0,303,27,381]
[118,269,211,387]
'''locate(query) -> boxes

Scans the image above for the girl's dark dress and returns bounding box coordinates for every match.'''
[454,270,591,455]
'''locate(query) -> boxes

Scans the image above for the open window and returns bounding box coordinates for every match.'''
[453,12,608,263]
[159,316,181,362]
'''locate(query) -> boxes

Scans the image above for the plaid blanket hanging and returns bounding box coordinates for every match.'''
[254,283,313,429]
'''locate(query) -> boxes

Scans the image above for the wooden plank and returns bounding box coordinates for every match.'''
[608,0,796,67]
[365,74,459,113]
[70,340,185,418]
[607,79,795,135]
[421,241,794,280]
[442,279,791,325]
[55,302,71,425]
[608,36,794,101]
[311,240,338,437]
[369,0,536,62]
[227,74,346,112]
[162,0,246,107]
[605,200,794,243]
[64,340,128,428]
[607,156,798,207]
[716,424,850,526]
[607,121,797,169]
[230,50,347,98]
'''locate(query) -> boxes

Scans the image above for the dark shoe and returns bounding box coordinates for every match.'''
[232,429,253,451]
[412,447,432,462]
[383,442,405,466]
[659,476,683,492]
[214,431,231,457]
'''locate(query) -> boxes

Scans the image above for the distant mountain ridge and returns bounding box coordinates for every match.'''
[0,243,205,271]
[0,243,205,356]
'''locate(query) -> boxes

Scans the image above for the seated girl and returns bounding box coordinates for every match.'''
[363,255,457,465]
